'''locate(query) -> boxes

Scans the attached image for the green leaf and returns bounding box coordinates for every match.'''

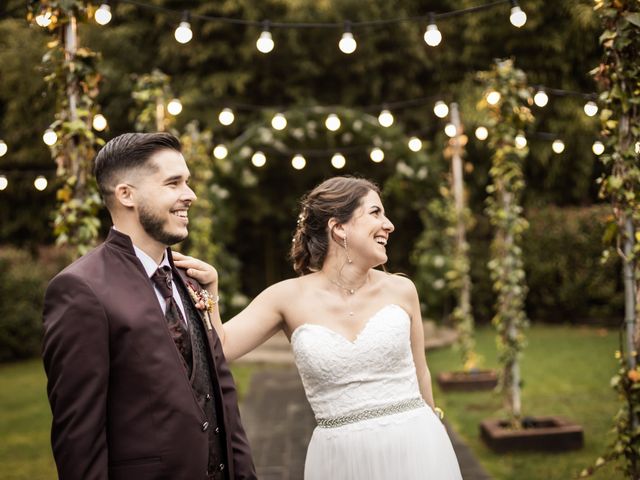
[624,13,640,28]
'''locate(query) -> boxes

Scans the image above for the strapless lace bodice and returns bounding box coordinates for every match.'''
[291,304,422,420]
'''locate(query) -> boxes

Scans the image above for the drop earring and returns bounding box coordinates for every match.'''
[344,235,353,263]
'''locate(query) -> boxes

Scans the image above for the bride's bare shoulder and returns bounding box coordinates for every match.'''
[373,270,418,304]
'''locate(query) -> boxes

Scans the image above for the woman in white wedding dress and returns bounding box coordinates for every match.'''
[175,176,462,479]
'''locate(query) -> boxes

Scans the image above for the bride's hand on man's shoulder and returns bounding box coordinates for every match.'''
[172,251,218,288]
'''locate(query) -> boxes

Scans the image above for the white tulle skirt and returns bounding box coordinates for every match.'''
[304,405,462,480]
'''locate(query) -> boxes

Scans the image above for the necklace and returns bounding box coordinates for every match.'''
[325,273,369,316]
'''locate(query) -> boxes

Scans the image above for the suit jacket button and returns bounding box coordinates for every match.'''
[219,463,225,471]
[202,421,209,432]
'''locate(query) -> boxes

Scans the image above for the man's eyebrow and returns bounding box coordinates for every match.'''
[163,174,188,183]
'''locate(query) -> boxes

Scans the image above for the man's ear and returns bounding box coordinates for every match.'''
[113,183,136,208]
[328,218,346,241]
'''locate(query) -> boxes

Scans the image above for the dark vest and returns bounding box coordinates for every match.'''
[175,278,229,480]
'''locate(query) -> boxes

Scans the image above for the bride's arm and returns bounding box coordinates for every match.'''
[173,252,286,361]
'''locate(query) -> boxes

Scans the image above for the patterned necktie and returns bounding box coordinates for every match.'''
[151,266,192,369]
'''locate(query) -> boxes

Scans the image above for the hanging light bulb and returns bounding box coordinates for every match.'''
[592,141,605,156]
[95,3,112,26]
[475,126,489,141]
[256,21,275,53]
[433,101,449,118]
[291,154,306,170]
[35,9,52,27]
[92,114,107,132]
[167,99,183,116]
[251,151,267,167]
[423,13,442,47]
[174,12,193,44]
[370,148,384,163]
[584,101,598,117]
[213,145,228,159]
[515,134,527,149]
[486,91,501,105]
[0,175,7,191]
[0,140,7,157]
[378,109,394,127]
[331,153,346,169]
[509,0,527,28]
[408,137,423,152]
[271,113,287,130]
[339,22,357,54]
[34,176,48,191]
[534,89,549,107]
[444,123,457,138]
[43,128,57,146]
[325,114,341,131]
[552,139,565,154]
[218,108,235,126]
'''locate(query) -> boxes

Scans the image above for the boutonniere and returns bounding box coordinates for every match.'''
[186,281,218,331]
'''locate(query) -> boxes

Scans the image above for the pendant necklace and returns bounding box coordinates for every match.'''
[326,274,369,316]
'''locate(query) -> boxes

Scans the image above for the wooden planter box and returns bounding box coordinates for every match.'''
[480,416,584,452]
[436,369,498,392]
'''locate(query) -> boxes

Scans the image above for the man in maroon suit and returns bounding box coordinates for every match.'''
[42,132,256,480]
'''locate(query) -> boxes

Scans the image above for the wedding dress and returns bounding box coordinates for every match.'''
[291,303,462,479]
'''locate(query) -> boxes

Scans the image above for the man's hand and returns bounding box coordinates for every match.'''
[172,251,218,290]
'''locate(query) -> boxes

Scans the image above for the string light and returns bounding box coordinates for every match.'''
[423,13,442,47]
[325,114,341,131]
[95,3,112,26]
[592,140,605,155]
[251,151,266,167]
[370,147,384,163]
[271,113,287,130]
[584,101,598,117]
[92,114,107,131]
[291,154,306,170]
[552,139,565,154]
[486,91,501,105]
[174,12,193,44]
[509,0,527,28]
[534,89,549,107]
[515,133,527,149]
[378,109,394,127]
[218,108,235,126]
[444,123,457,137]
[0,140,7,157]
[256,21,275,53]
[408,137,422,152]
[34,176,48,191]
[43,129,57,146]
[331,153,346,169]
[167,99,183,116]
[338,22,357,54]
[213,144,228,159]
[0,175,7,191]
[433,101,449,118]
[35,9,52,27]
[475,126,488,140]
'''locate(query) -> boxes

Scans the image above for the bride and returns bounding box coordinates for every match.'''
[175,176,462,479]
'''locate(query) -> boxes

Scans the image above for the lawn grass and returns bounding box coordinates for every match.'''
[427,324,625,480]
[0,359,255,480]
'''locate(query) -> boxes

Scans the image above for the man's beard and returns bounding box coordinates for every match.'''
[138,203,187,246]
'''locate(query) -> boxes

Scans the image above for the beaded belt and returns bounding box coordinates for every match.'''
[316,397,425,429]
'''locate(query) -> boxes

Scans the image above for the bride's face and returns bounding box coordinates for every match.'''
[343,190,395,267]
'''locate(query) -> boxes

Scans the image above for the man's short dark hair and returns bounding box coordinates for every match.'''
[94,132,181,209]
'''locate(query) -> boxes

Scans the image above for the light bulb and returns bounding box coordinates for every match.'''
[175,21,193,44]
[271,113,287,130]
[534,90,549,107]
[486,91,501,105]
[256,30,274,53]
[408,137,422,152]
[213,145,228,159]
[509,2,527,28]
[34,176,48,191]
[475,126,488,141]
[444,123,457,137]
[331,153,346,169]
[291,154,306,170]
[370,148,384,163]
[0,140,7,157]
[218,108,235,126]
[43,129,57,146]
[592,141,605,156]
[378,109,394,127]
[35,11,52,27]
[0,175,7,191]
[95,4,112,26]
[515,134,527,149]
[423,23,442,47]
[584,101,598,117]
[433,101,449,118]
[339,32,357,54]
[552,139,565,154]
[167,99,183,116]
[251,151,266,167]
[92,114,107,131]
[325,114,341,131]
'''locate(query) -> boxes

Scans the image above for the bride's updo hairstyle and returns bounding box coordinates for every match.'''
[290,176,380,276]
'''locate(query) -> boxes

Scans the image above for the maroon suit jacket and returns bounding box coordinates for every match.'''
[42,229,256,480]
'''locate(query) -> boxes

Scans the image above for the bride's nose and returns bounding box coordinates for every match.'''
[383,217,394,233]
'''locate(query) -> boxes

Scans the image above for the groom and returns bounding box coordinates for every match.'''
[42,132,256,480]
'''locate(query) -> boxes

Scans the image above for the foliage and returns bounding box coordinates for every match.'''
[131,69,177,133]
[478,58,534,425]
